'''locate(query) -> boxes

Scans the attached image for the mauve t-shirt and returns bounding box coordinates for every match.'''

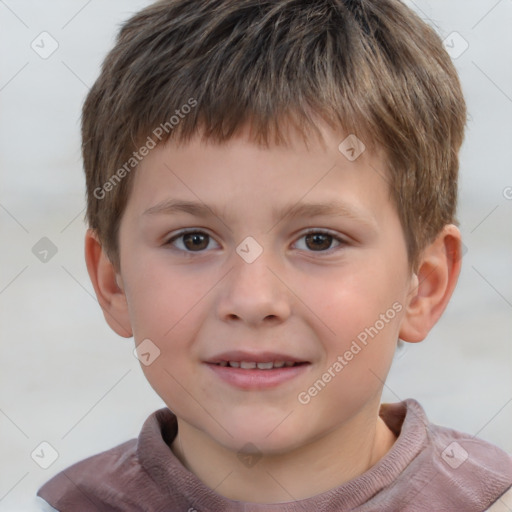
[37,399,512,511]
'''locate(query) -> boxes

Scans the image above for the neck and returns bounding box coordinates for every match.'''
[171,404,397,504]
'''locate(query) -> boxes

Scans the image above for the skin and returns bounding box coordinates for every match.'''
[85,122,462,503]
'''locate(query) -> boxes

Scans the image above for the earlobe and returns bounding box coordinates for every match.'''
[84,229,133,338]
[399,224,462,343]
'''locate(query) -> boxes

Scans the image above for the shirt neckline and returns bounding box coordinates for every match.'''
[137,399,429,511]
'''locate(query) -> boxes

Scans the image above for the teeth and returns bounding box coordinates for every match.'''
[218,360,299,369]
[256,362,274,370]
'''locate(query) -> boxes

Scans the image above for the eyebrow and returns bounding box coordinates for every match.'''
[142,199,375,228]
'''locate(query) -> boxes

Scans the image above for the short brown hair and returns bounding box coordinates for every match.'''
[82,0,467,272]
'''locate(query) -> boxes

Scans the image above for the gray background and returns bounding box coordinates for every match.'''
[0,1,511,510]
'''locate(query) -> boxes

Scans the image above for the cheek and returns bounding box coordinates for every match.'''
[318,266,394,330]
[125,257,213,393]
[314,265,404,376]
[125,256,213,341]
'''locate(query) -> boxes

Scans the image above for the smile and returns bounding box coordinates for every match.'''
[204,361,311,390]
[214,361,305,369]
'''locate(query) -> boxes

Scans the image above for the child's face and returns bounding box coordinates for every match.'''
[116,124,416,454]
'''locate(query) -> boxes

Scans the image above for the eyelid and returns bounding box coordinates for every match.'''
[299,227,345,240]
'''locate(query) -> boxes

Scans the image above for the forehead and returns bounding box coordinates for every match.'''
[121,126,397,237]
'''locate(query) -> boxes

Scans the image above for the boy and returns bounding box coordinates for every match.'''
[37,0,512,510]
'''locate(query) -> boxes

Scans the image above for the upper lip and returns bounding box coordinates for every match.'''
[205,350,309,364]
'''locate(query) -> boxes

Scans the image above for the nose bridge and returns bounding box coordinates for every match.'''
[216,236,291,325]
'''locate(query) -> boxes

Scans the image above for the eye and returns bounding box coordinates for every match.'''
[294,229,345,253]
[165,230,219,253]
[164,228,346,255]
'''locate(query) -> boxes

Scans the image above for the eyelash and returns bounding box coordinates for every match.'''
[164,228,346,256]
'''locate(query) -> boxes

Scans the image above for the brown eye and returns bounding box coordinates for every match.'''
[166,230,218,253]
[182,232,209,251]
[304,233,333,251]
[295,230,344,253]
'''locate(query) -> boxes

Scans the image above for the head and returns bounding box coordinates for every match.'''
[84,0,466,454]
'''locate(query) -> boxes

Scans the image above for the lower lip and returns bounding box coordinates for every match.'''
[204,363,311,390]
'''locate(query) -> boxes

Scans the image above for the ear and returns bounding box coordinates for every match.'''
[399,224,462,343]
[84,229,133,338]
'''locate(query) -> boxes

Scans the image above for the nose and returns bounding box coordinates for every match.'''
[215,245,291,327]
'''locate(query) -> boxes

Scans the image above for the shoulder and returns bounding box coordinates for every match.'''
[36,407,178,510]
[382,399,512,510]
[427,418,512,479]
[36,438,146,509]
[486,485,512,511]
[411,400,512,509]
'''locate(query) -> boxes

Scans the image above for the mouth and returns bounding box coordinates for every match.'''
[203,352,311,390]
[209,360,308,369]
